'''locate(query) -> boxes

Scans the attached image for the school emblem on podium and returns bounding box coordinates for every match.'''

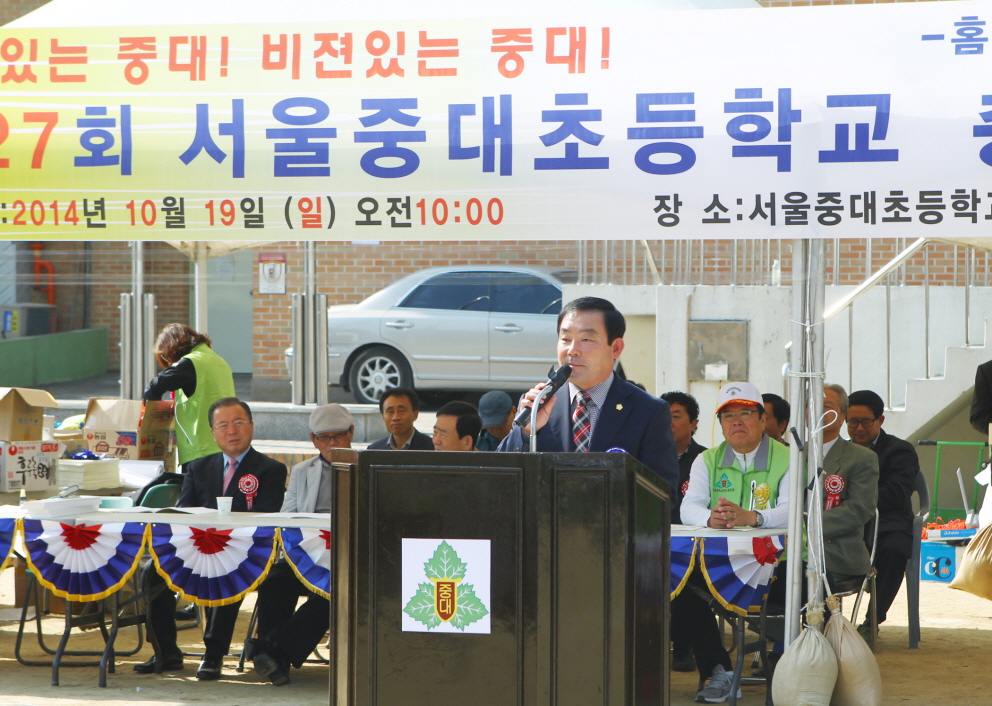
[402,539,491,634]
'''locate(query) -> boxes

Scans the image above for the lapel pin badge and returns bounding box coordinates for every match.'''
[616,403,623,411]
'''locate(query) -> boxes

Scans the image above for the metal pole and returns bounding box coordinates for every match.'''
[731,240,738,286]
[886,275,892,406]
[785,238,808,647]
[130,242,145,400]
[808,238,827,609]
[966,248,973,346]
[848,304,853,393]
[119,293,133,400]
[315,293,329,405]
[304,242,317,405]
[291,294,306,406]
[924,245,931,378]
[194,242,209,333]
[143,293,157,393]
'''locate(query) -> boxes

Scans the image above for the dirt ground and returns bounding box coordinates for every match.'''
[0,568,988,706]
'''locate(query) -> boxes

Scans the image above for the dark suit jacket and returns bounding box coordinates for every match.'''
[971,359,992,434]
[497,376,679,491]
[178,447,287,512]
[672,438,707,524]
[821,438,879,577]
[871,428,918,537]
[366,428,436,450]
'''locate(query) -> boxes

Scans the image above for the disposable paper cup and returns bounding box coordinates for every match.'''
[216,497,233,514]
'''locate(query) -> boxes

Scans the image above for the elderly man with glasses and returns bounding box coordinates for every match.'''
[846,389,918,643]
[677,382,791,703]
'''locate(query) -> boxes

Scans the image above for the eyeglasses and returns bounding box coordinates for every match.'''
[313,431,350,443]
[718,410,755,423]
[212,420,251,432]
[846,418,878,428]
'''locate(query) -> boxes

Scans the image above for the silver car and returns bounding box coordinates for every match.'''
[303,266,571,404]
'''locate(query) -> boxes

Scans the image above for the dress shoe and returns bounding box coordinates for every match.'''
[174,604,198,621]
[253,650,291,686]
[672,649,696,673]
[196,655,224,680]
[133,653,184,674]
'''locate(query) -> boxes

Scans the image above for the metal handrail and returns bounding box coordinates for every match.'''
[822,238,929,322]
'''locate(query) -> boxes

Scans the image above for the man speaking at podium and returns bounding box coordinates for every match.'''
[497,296,678,491]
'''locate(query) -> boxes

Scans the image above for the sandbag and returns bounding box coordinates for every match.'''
[950,523,992,601]
[772,606,838,706]
[823,596,882,706]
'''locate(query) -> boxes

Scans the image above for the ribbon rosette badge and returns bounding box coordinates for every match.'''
[403,540,490,633]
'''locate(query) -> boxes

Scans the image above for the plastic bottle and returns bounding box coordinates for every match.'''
[19,488,26,508]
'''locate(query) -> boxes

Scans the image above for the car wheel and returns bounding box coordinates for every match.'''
[349,346,411,404]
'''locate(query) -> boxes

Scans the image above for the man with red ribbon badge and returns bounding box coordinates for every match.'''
[819,384,879,586]
[247,404,352,686]
[135,397,286,681]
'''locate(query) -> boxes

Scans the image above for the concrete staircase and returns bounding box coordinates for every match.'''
[883,318,990,444]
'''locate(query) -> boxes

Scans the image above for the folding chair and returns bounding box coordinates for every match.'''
[832,509,880,651]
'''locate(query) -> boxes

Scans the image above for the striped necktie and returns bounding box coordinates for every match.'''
[572,391,592,452]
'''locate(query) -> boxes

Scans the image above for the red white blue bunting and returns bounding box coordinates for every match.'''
[0,518,16,572]
[279,527,331,599]
[699,535,786,615]
[149,523,277,607]
[670,536,697,599]
[21,519,147,602]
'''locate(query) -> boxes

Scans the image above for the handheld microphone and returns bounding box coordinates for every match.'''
[513,365,572,427]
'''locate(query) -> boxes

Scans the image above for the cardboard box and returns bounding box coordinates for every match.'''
[83,398,176,472]
[0,387,58,442]
[924,527,977,542]
[0,440,65,492]
[921,541,966,583]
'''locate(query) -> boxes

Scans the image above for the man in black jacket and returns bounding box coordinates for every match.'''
[847,389,919,636]
[367,387,435,450]
[135,397,287,680]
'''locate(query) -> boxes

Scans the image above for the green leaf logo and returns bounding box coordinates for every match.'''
[403,540,489,631]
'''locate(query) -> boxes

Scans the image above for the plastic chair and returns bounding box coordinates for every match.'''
[139,484,180,509]
[905,470,930,649]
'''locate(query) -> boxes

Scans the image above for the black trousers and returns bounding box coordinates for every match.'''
[871,531,912,625]
[255,561,330,669]
[143,563,242,658]
[669,571,733,679]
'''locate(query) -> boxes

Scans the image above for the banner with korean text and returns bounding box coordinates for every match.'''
[1,1,991,240]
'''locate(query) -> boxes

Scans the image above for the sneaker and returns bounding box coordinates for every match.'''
[696,665,742,704]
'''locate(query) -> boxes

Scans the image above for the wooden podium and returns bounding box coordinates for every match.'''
[328,449,670,706]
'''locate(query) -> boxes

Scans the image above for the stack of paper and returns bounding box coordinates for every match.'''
[58,458,121,490]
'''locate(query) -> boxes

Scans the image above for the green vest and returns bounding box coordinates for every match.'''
[175,343,235,465]
[703,435,790,511]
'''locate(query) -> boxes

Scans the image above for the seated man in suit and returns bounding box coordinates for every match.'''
[679,381,791,703]
[367,387,435,450]
[820,384,879,586]
[497,296,678,491]
[249,404,354,686]
[432,400,482,451]
[135,397,287,680]
[847,389,915,641]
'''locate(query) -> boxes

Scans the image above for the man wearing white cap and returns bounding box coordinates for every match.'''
[248,403,353,686]
[676,382,791,703]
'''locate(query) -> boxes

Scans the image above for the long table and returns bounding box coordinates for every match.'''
[0,507,331,687]
[670,525,788,706]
